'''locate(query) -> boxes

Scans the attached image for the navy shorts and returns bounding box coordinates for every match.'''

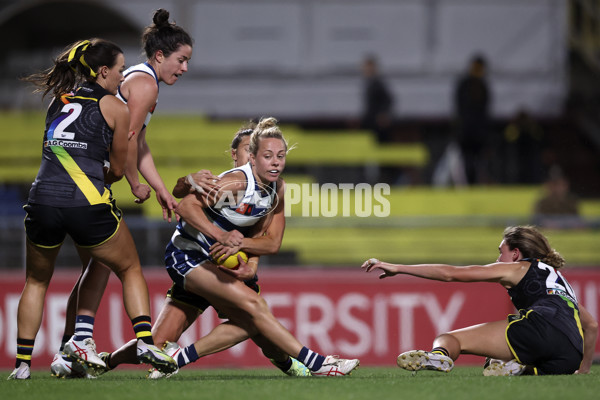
[166,282,211,312]
[166,277,261,316]
[24,200,122,248]
[506,309,583,375]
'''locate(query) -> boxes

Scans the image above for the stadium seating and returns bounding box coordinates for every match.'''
[1,111,599,267]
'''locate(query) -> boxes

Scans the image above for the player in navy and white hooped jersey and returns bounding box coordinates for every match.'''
[166,161,277,281]
[97,122,312,378]
[116,62,158,130]
[162,117,359,377]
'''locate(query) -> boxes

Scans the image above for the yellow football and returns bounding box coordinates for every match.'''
[217,251,248,269]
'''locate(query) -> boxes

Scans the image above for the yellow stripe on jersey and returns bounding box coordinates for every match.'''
[563,296,585,341]
[67,95,100,102]
[51,146,110,205]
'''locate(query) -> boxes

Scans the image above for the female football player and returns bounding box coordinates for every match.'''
[362,225,598,375]
[100,118,360,377]
[9,38,176,379]
[102,121,310,377]
[50,9,220,378]
[164,117,358,376]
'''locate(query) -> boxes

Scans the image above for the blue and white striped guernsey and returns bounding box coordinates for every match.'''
[165,162,277,279]
[116,62,159,129]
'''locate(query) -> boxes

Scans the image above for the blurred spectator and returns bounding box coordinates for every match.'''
[431,141,468,187]
[532,166,584,229]
[503,109,545,184]
[454,54,492,184]
[361,55,394,143]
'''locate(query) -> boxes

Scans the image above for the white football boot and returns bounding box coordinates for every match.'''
[396,350,454,372]
[7,362,31,380]
[311,355,360,377]
[147,341,181,379]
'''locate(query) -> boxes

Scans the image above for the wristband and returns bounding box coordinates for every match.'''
[186,174,206,194]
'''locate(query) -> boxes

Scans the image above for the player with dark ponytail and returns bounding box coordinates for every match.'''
[48,10,213,379]
[9,38,177,380]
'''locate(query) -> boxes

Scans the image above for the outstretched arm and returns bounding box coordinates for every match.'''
[361,258,527,288]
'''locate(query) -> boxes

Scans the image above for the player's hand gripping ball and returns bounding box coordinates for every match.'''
[217,251,248,269]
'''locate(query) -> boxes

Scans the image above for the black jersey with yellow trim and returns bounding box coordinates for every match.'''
[28,82,114,207]
[508,258,583,353]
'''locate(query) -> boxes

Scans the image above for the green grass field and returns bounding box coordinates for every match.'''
[3,366,600,400]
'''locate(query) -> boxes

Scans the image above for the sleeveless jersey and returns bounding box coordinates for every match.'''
[508,259,583,352]
[116,62,158,130]
[169,162,277,261]
[28,82,114,207]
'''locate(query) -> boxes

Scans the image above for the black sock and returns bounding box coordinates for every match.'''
[16,338,35,368]
[272,357,292,372]
[59,334,71,352]
[431,347,450,357]
[131,315,154,345]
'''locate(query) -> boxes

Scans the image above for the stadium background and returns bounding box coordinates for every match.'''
[0,0,599,369]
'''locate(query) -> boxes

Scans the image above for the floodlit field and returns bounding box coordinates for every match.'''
[3,366,600,400]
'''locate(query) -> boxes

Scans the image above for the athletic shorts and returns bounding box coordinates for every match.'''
[506,309,583,375]
[24,200,122,248]
[166,277,260,315]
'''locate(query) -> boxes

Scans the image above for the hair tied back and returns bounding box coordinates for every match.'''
[67,40,97,78]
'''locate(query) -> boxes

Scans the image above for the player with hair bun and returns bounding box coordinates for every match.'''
[120,7,197,216]
[9,38,176,380]
[50,9,216,378]
[362,225,598,376]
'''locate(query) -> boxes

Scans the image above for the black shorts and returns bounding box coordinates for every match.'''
[506,309,583,375]
[166,276,261,315]
[24,200,122,248]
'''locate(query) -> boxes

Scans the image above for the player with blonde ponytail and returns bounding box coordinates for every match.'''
[157,117,359,377]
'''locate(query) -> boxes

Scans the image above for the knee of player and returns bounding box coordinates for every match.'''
[433,333,460,353]
[232,295,270,324]
[27,270,54,286]
[244,295,270,315]
[110,261,142,278]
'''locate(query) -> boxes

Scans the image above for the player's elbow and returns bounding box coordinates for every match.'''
[172,177,188,198]
[264,241,281,255]
[109,165,125,180]
[174,197,192,220]
[584,318,599,335]
[438,267,456,282]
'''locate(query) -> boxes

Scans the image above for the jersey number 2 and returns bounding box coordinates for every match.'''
[537,262,577,301]
[54,103,82,140]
